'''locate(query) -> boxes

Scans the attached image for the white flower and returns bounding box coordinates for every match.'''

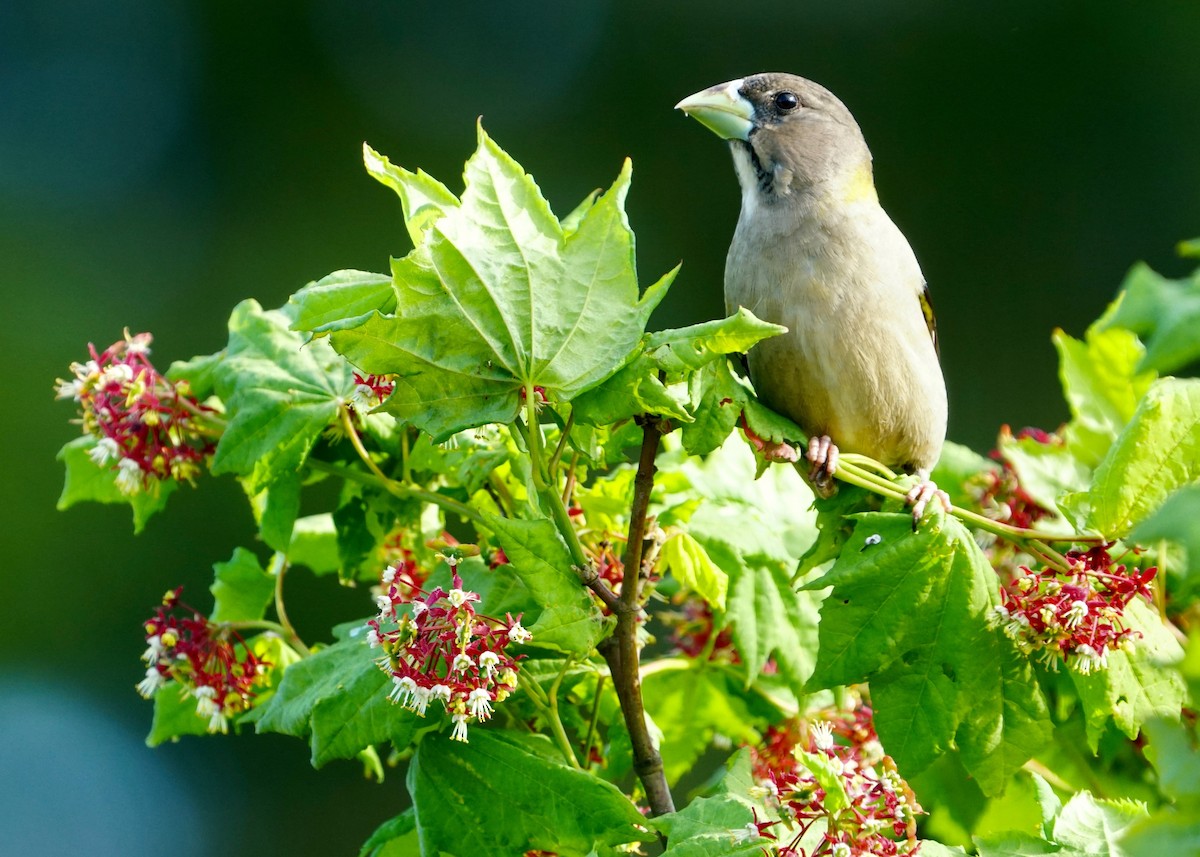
[430,684,452,705]
[452,653,473,674]
[381,564,398,585]
[1072,644,1108,675]
[411,601,428,618]
[141,634,166,663]
[375,594,394,617]
[366,628,382,648]
[831,843,852,857]
[349,383,376,410]
[507,621,531,645]
[467,688,493,720]
[447,588,474,608]
[450,713,470,742]
[99,363,134,387]
[1063,599,1089,629]
[389,675,418,706]
[810,721,835,752]
[136,667,166,698]
[89,436,122,466]
[126,334,152,355]
[732,822,760,843]
[55,377,85,401]
[114,457,143,494]
[411,685,432,716]
[478,651,500,680]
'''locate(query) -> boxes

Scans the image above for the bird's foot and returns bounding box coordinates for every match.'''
[806,435,839,495]
[740,419,799,463]
[905,479,950,525]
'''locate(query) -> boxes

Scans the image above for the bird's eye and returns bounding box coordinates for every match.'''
[773,91,800,111]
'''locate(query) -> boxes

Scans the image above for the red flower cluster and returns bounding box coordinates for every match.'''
[137,588,268,733]
[56,330,217,494]
[748,693,922,857]
[368,564,530,742]
[377,539,429,602]
[665,598,739,663]
[993,545,1155,674]
[349,372,395,411]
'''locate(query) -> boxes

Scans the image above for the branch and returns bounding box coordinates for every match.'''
[601,417,675,816]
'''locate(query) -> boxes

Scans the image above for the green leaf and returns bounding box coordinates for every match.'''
[680,359,748,456]
[211,300,356,492]
[1088,378,1200,537]
[484,514,611,654]
[246,470,302,553]
[1121,806,1200,857]
[997,430,1090,519]
[805,514,1052,794]
[359,809,418,857]
[56,435,177,533]
[721,544,820,690]
[976,791,1148,857]
[571,352,692,426]
[326,128,672,440]
[1053,327,1155,466]
[651,749,773,857]
[1141,717,1200,803]
[287,269,395,334]
[209,547,274,623]
[1069,598,1185,750]
[288,513,340,575]
[363,142,460,246]
[660,532,728,610]
[643,308,785,373]
[408,729,652,856]
[146,682,210,746]
[642,661,759,785]
[1097,260,1200,374]
[1131,485,1200,581]
[255,637,421,767]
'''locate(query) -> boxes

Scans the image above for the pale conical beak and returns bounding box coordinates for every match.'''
[675,79,754,141]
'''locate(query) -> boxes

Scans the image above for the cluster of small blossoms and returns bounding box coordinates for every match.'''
[992,545,1155,674]
[664,597,740,663]
[368,560,530,743]
[747,693,922,857]
[348,372,395,411]
[137,588,268,733]
[376,539,429,602]
[55,330,217,494]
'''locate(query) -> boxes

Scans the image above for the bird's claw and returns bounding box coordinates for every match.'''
[806,435,839,494]
[905,480,949,525]
[741,420,799,463]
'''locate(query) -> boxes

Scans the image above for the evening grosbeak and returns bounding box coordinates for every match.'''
[676,73,948,518]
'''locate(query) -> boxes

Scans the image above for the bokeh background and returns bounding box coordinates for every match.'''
[3,2,1199,854]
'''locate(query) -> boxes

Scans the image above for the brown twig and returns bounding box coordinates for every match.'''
[601,417,674,816]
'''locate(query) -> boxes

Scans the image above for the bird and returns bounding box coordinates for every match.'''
[675,73,948,519]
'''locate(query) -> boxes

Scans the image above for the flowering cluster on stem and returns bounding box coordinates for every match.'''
[665,597,740,663]
[747,692,922,857]
[368,561,530,742]
[137,588,268,733]
[377,536,429,602]
[55,330,217,494]
[992,545,1155,674]
[349,372,395,412]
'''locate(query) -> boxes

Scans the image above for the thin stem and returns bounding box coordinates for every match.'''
[524,387,547,489]
[548,410,575,478]
[269,552,311,656]
[518,672,580,769]
[334,408,480,523]
[602,417,675,816]
[1155,539,1168,620]
[487,473,516,517]
[547,661,581,769]
[562,451,581,506]
[544,484,622,612]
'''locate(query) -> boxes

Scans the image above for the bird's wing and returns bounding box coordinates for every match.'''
[918,283,939,358]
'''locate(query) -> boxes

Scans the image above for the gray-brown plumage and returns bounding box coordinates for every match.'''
[677,73,948,514]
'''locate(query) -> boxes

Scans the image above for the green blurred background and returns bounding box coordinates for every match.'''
[3,1,1198,853]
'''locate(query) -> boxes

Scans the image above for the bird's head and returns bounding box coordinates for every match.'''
[676,73,875,205]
